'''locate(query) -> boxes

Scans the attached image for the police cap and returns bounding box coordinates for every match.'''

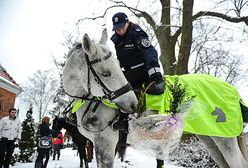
[112,12,128,31]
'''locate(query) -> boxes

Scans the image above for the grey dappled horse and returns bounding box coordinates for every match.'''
[62,29,138,168]
[62,29,248,168]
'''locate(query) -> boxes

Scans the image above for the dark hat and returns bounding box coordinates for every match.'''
[112,12,128,31]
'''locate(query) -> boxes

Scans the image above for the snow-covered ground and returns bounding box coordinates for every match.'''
[12,147,182,168]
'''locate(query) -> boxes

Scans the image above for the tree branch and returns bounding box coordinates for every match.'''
[110,0,156,28]
[193,11,248,25]
[172,10,248,42]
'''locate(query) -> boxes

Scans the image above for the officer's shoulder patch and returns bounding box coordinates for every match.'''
[141,39,151,48]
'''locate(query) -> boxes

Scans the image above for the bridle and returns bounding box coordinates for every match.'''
[84,51,133,100]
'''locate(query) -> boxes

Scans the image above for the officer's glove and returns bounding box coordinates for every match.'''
[147,72,165,95]
[150,72,163,84]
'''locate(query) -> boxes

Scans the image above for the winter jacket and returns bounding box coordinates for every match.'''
[39,123,53,137]
[52,132,64,145]
[111,23,160,72]
[0,116,22,140]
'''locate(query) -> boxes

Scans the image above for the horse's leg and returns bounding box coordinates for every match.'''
[237,133,248,161]
[197,135,229,168]
[211,136,248,168]
[78,145,88,168]
[94,133,118,168]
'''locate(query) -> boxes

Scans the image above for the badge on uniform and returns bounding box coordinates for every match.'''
[141,39,151,48]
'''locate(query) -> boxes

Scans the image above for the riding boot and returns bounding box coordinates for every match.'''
[112,113,129,133]
[112,120,128,133]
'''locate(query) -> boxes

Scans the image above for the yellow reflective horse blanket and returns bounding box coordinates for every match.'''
[145,74,244,137]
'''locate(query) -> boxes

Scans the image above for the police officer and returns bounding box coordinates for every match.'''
[110,12,165,161]
[111,12,164,95]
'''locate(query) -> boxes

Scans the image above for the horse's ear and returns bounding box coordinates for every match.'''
[82,34,96,56]
[99,28,108,45]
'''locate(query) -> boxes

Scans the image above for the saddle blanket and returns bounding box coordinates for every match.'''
[145,74,244,137]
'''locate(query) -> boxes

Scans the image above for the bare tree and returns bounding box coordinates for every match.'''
[51,31,80,117]
[21,70,59,121]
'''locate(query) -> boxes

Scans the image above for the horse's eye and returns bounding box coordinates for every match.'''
[102,71,111,77]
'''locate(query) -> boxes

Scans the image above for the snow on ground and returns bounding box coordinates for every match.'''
[12,147,182,168]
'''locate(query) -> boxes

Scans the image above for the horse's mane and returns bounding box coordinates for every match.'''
[67,42,82,59]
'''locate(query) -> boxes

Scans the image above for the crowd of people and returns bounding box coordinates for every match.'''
[0,109,63,168]
[0,109,84,168]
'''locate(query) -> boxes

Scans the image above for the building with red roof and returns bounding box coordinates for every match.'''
[0,64,22,118]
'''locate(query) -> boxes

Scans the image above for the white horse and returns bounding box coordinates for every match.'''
[62,29,248,168]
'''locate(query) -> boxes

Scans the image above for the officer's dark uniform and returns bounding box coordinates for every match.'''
[111,23,162,90]
[111,14,164,95]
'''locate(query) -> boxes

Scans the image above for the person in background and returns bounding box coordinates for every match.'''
[52,131,64,160]
[0,108,22,168]
[34,116,54,168]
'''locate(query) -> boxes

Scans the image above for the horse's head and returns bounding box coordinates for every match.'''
[52,116,63,132]
[63,29,138,113]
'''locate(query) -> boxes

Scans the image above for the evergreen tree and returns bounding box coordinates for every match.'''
[18,106,36,162]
